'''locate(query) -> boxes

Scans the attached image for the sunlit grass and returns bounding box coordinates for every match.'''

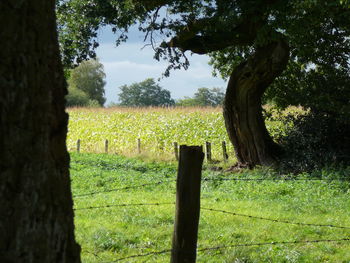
[71,153,350,262]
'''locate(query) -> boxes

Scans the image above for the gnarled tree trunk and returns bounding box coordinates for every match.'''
[0,1,81,262]
[223,40,289,167]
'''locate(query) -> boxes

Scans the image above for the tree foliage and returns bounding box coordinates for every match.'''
[176,87,224,107]
[57,0,350,167]
[264,63,350,118]
[66,86,90,107]
[118,78,175,106]
[208,1,350,117]
[67,59,106,106]
[57,0,350,103]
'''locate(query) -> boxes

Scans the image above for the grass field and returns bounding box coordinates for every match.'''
[71,152,350,262]
[67,106,303,161]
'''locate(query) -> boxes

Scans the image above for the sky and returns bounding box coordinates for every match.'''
[95,27,227,105]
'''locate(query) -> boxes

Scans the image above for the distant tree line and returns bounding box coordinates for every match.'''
[176,87,224,107]
[65,66,224,108]
[115,78,224,107]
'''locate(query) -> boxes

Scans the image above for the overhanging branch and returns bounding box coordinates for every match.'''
[166,15,264,54]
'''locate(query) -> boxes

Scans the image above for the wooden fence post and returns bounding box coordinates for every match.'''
[174,142,179,161]
[137,138,141,154]
[171,145,204,263]
[222,141,228,162]
[105,139,109,154]
[77,139,81,153]
[205,141,212,162]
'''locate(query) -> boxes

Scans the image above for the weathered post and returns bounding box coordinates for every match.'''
[171,145,204,263]
[174,142,179,161]
[137,138,141,154]
[205,141,212,162]
[105,139,109,154]
[77,139,81,153]
[222,141,228,162]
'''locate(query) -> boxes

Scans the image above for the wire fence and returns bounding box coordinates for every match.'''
[74,202,174,211]
[72,160,350,261]
[202,177,350,181]
[73,175,349,198]
[74,201,350,230]
[73,180,176,198]
[104,237,350,262]
[201,207,350,230]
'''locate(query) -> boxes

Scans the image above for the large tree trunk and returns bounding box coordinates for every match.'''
[0,1,81,262]
[223,40,289,167]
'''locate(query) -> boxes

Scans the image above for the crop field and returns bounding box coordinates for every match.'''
[72,153,350,263]
[66,106,302,161]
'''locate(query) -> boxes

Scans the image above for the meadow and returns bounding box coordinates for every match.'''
[66,106,303,161]
[71,153,350,262]
[69,106,349,262]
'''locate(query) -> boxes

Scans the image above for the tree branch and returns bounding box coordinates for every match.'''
[167,15,264,54]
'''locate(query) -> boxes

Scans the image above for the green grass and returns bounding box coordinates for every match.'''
[71,153,350,262]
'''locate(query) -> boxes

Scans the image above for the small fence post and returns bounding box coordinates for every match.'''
[137,138,141,154]
[77,139,81,153]
[205,141,212,162]
[105,139,109,154]
[222,141,228,162]
[171,145,204,263]
[174,142,179,161]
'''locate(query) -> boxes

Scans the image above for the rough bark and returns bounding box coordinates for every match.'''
[223,40,290,167]
[0,1,81,262]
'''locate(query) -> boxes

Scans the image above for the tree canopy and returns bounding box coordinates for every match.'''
[67,59,106,106]
[57,0,350,167]
[118,78,175,106]
[208,2,350,117]
[57,1,350,70]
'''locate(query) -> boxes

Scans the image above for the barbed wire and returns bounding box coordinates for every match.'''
[106,249,172,262]
[72,176,349,199]
[202,177,350,182]
[104,237,350,262]
[75,202,349,230]
[197,237,350,252]
[74,202,174,211]
[201,207,350,230]
[73,180,176,198]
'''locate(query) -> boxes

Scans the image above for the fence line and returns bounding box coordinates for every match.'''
[74,201,350,230]
[73,180,176,198]
[201,207,350,230]
[105,237,350,262]
[202,177,350,182]
[74,202,174,211]
[197,237,350,252]
[71,146,349,261]
[107,249,172,262]
[72,176,349,199]
[73,139,231,161]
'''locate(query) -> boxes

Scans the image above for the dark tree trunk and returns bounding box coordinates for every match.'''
[223,40,290,167]
[0,1,81,262]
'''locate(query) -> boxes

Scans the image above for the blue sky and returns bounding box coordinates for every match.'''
[95,27,227,105]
